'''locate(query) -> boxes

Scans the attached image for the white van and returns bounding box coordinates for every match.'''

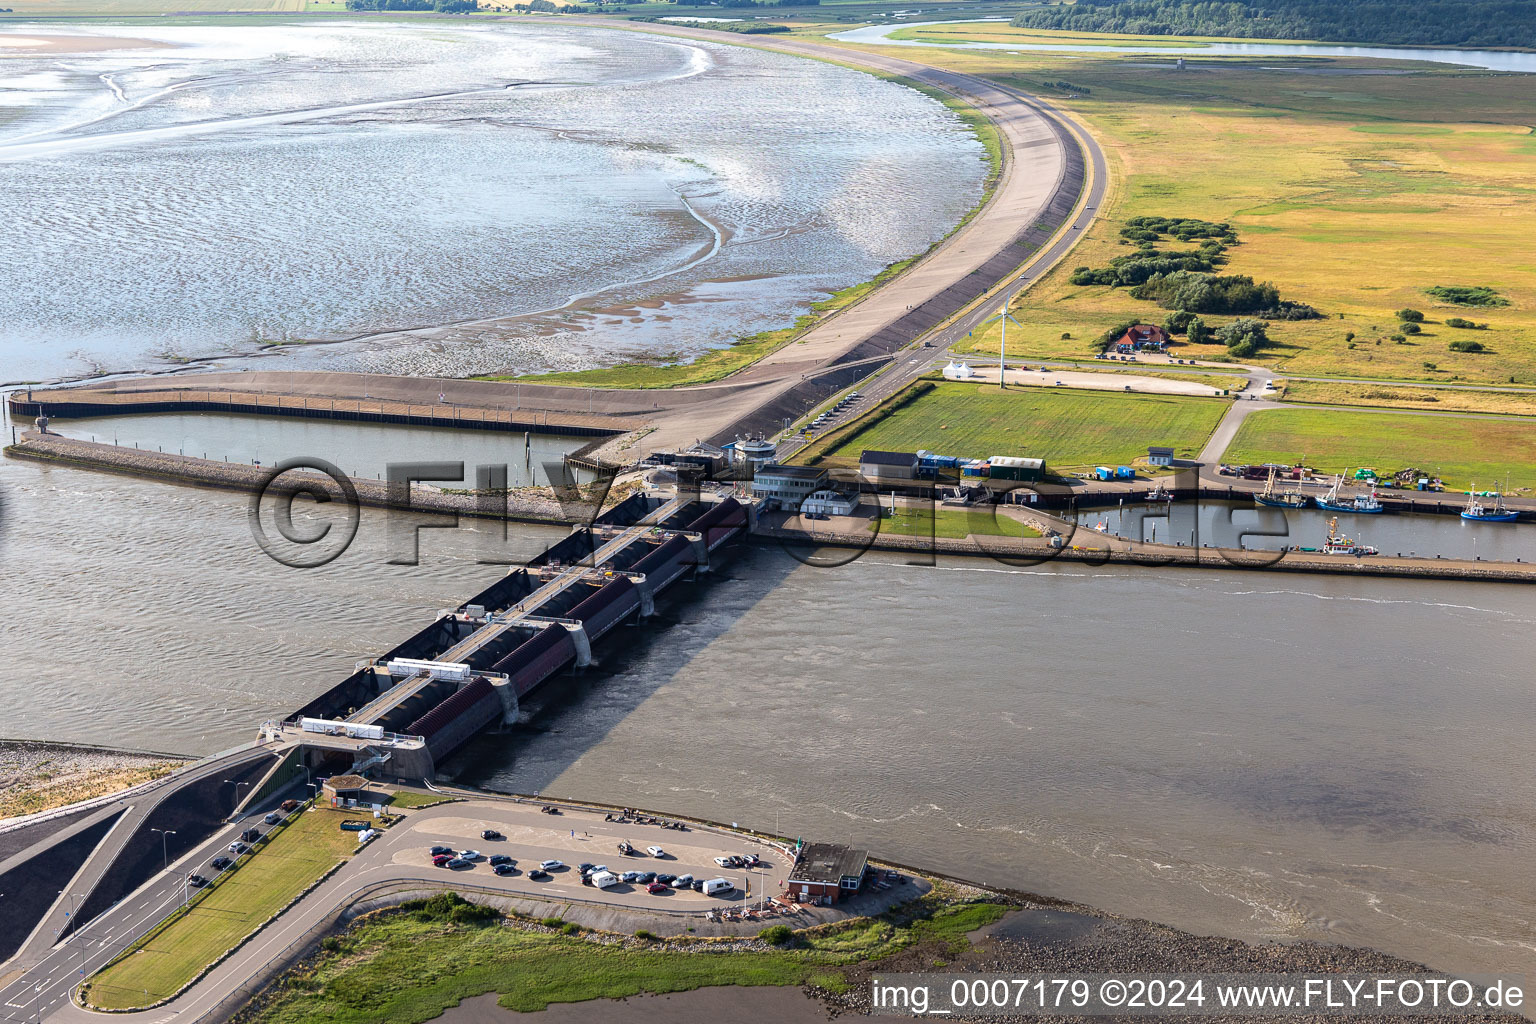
[591,871,622,890]
[703,877,734,896]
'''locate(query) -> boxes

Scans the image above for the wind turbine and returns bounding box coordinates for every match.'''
[978,294,1023,389]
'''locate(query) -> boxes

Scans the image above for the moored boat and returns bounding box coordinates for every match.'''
[1320,517,1378,556]
[1254,465,1309,509]
[1315,471,1384,514]
[1461,487,1519,522]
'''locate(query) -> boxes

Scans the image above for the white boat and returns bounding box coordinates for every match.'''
[1315,472,1384,514]
[1319,517,1378,556]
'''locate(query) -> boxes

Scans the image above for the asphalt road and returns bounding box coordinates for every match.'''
[5,799,788,1024]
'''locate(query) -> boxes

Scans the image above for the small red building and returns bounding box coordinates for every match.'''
[786,843,868,905]
[1115,324,1170,353]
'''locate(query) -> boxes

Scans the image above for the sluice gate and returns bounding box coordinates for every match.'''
[286,494,750,780]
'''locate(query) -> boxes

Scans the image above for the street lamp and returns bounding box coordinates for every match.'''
[150,828,177,870]
[223,778,251,816]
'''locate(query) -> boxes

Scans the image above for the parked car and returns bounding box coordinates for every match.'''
[690,878,706,892]
[433,854,453,867]
[187,873,208,888]
[590,864,609,875]
[481,829,504,841]
[713,856,733,868]
[646,846,666,857]
[228,841,248,855]
[264,812,282,825]
[528,868,550,880]
[459,849,482,861]
[489,854,513,866]
[493,863,518,876]
[447,857,473,869]
[646,881,668,895]
[638,871,656,884]
[704,878,735,896]
[742,854,761,868]
[539,859,563,871]
[655,873,676,885]
[621,871,642,883]
[430,845,454,856]
[672,874,694,889]
[210,856,233,871]
[577,862,595,875]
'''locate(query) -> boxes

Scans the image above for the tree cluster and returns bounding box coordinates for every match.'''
[1009,0,1536,49]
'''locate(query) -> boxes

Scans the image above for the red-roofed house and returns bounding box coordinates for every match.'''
[1115,324,1170,353]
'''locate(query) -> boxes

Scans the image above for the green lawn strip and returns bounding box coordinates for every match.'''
[386,791,460,809]
[1225,406,1536,491]
[873,507,1042,540]
[87,808,362,1010]
[808,380,1228,471]
[240,894,1007,1024]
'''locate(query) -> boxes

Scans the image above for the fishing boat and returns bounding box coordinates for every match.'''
[1315,472,1384,514]
[1320,517,1378,556]
[1460,487,1519,522]
[1254,465,1308,509]
[1146,481,1173,502]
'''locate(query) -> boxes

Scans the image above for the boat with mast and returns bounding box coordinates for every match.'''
[1460,483,1519,522]
[1254,465,1308,509]
[1320,517,1378,556]
[1315,471,1384,514]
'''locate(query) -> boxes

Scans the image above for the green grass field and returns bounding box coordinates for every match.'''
[832,24,1536,388]
[86,807,361,1010]
[812,381,1229,471]
[872,506,1043,540]
[386,791,458,809]
[1226,407,1536,491]
[243,893,1007,1024]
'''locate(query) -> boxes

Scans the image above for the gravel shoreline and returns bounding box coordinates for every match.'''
[0,739,186,822]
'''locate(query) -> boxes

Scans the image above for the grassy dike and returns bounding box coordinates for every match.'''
[233,891,1008,1024]
[485,65,1003,390]
[84,805,368,1011]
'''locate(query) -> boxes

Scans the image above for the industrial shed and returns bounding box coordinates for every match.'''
[987,456,1044,482]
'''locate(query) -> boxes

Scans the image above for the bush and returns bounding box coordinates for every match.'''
[1424,285,1509,307]
[1448,339,1486,353]
[1186,316,1211,345]
[407,893,499,925]
[1390,333,1407,343]
[759,924,794,945]
[1396,308,1425,323]
[635,929,658,941]
[1344,331,1355,342]
[1163,309,1197,334]
[540,917,564,928]
[1060,331,1072,340]
[1400,321,1421,335]
[1217,318,1271,358]
[561,922,580,935]
[1423,361,1438,370]
[1444,317,1486,329]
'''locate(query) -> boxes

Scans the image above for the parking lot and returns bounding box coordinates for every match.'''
[383,800,788,912]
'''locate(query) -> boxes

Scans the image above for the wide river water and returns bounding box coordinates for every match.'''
[0,20,983,384]
[1,447,1532,980]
